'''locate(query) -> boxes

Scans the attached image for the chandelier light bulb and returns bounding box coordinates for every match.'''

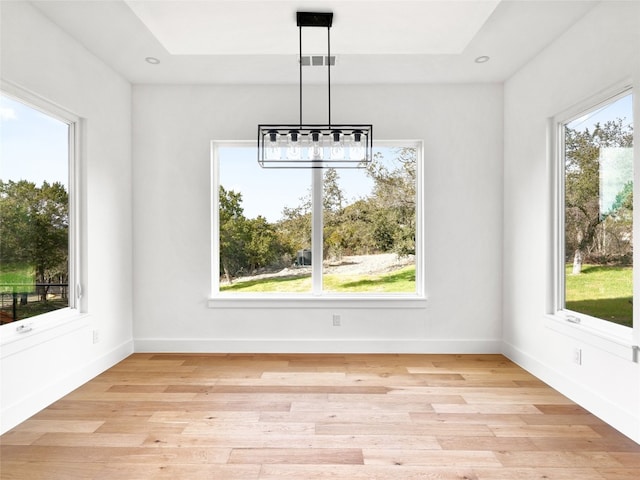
[287,130,302,160]
[349,130,365,161]
[309,131,323,160]
[330,130,344,160]
[265,130,281,160]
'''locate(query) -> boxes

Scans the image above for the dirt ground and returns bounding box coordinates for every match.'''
[228,253,414,284]
[323,253,415,275]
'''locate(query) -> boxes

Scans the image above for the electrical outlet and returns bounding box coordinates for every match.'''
[332,314,341,327]
[573,348,582,365]
[92,329,100,344]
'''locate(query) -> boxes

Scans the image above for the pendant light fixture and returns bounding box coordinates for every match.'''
[257,12,373,169]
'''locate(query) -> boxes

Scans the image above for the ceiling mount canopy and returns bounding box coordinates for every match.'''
[257,11,373,169]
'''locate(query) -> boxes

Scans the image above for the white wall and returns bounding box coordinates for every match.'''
[0,2,134,433]
[132,83,504,353]
[503,1,640,442]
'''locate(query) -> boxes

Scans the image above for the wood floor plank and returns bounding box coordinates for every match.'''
[143,433,442,450]
[0,445,231,464]
[530,436,640,453]
[533,403,591,414]
[432,403,542,414]
[94,463,261,480]
[228,447,364,465]
[258,464,480,480]
[610,452,640,466]
[94,417,186,435]
[409,412,526,425]
[493,450,623,468]
[437,435,538,452]
[291,399,436,412]
[490,424,601,438]
[16,419,104,433]
[64,392,198,402]
[325,392,466,405]
[315,421,495,437]
[258,410,411,424]
[0,460,107,480]
[165,384,390,394]
[362,449,502,467]
[1,353,638,480]
[148,410,261,424]
[474,467,607,480]
[31,432,148,447]
[520,413,609,426]
[0,431,45,445]
[595,469,640,480]
[182,420,315,436]
[106,385,170,393]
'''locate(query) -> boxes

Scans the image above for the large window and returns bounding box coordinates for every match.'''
[211,141,422,299]
[555,89,633,330]
[0,90,78,326]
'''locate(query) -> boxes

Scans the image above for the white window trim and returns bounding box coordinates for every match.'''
[546,82,638,361]
[209,139,426,309]
[0,81,86,347]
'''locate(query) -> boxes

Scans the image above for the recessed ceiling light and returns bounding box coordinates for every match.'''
[474,55,490,64]
[145,57,160,65]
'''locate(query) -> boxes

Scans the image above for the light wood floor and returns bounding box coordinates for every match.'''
[1,353,639,479]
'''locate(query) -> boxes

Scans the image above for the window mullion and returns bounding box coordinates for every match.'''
[311,168,323,295]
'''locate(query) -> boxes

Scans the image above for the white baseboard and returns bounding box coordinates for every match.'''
[1,340,134,434]
[134,338,502,354]
[502,341,639,444]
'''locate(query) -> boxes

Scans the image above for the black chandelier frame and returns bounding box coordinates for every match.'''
[257,12,373,169]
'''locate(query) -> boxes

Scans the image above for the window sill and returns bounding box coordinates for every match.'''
[208,294,427,309]
[545,313,637,362]
[0,308,90,358]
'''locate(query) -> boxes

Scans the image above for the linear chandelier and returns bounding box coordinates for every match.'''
[258,11,373,169]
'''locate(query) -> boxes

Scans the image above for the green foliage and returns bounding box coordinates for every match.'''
[0,180,68,299]
[218,185,249,279]
[278,203,311,255]
[245,216,282,270]
[320,150,417,260]
[322,168,344,213]
[609,180,633,218]
[219,187,293,280]
[365,148,416,256]
[333,199,377,254]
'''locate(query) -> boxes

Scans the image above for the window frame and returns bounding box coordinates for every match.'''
[209,139,426,309]
[548,83,637,353]
[0,82,85,346]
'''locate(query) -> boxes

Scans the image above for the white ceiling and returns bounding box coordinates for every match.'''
[124,1,501,55]
[28,0,598,85]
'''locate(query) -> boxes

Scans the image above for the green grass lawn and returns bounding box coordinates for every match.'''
[221,265,416,293]
[565,264,632,327]
[0,265,35,294]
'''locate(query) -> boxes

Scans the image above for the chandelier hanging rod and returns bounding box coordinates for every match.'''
[297,12,333,127]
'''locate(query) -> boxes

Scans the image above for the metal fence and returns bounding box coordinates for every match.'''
[0,283,69,324]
